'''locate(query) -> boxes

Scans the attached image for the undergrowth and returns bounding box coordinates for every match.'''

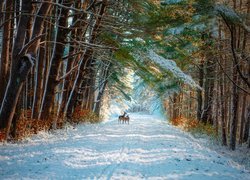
[0,108,102,142]
[170,116,218,139]
[71,108,102,124]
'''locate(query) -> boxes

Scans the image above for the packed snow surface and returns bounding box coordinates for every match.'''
[0,114,249,179]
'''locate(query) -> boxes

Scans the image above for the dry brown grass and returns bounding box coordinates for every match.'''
[0,108,102,141]
[0,129,7,141]
[15,118,52,140]
[72,107,102,124]
[170,116,217,137]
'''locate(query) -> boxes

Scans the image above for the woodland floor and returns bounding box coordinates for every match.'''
[0,113,249,179]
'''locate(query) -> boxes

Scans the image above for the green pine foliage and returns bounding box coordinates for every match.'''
[105,0,235,107]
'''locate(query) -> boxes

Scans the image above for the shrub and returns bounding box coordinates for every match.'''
[170,117,217,138]
[72,107,102,124]
[0,108,102,141]
[15,118,52,140]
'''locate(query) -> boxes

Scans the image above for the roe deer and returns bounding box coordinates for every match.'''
[118,112,126,124]
[122,115,129,124]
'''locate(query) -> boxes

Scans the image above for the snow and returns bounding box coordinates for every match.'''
[215,5,242,24]
[215,4,250,32]
[132,79,166,116]
[148,50,200,89]
[0,114,249,179]
[161,0,183,5]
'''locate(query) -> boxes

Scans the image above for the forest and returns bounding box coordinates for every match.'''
[0,0,249,155]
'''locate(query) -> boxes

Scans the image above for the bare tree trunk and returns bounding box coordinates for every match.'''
[0,0,13,102]
[94,62,111,115]
[220,70,227,146]
[202,56,215,124]
[32,32,46,119]
[172,93,178,119]
[64,0,107,118]
[239,93,246,144]
[81,58,96,111]
[230,64,239,150]
[242,0,250,145]
[0,55,33,132]
[247,106,250,148]
[41,0,73,120]
[66,53,93,117]
[0,0,4,24]
[0,1,52,137]
[215,81,219,136]
[60,0,88,116]
[244,104,250,143]
[0,0,32,130]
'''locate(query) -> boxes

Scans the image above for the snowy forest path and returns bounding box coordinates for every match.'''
[0,113,249,179]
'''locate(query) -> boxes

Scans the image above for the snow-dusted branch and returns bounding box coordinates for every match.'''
[215,4,250,33]
[148,50,201,89]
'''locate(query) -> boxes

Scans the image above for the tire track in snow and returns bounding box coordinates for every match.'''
[98,139,126,179]
[0,113,249,179]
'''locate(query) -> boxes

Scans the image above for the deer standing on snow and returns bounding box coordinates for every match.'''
[118,112,126,124]
[123,115,130,124]
[118,112,130,124]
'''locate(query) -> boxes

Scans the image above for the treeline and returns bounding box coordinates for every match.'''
[0,0,130,140]
[163,0,250,150]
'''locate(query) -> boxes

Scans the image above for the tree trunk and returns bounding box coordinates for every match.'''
[0,1,52,137]
[0,0,32,130]
[247,106,250,148]
[239,93,246,144]
[81,59,96,111]
[218,61,227,146]
[66,54,93,117]
[41,0,73,120]
[201,56,215,124]
[172,93,178,119]
[0,55,33,131]
[32,33,46,119]
[60,0,88,116]
[229,69,239,150]
[244,104,250,143]
[0,0,4,23]
[64,0,107,118]
[94,65,110,115]
[0,0,13,102]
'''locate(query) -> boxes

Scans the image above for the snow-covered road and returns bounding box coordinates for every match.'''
[0,114,249,179]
